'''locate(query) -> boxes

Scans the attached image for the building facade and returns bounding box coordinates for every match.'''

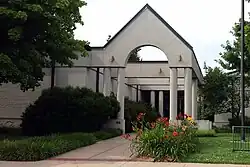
[0,4,204,132]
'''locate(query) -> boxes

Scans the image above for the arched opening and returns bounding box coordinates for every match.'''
[126,45,184,118]
[127,45,168,62]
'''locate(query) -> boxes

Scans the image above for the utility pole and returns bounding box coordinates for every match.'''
[240,0,245,141]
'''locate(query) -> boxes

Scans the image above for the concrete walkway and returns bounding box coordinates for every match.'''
[50,136,133,161]
[0,136,250,166]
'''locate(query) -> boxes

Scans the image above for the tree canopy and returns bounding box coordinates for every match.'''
[199,65,249,120]
[217,20,250,85]
[128,48,142,62]
[199,66,230,119]
[0,0,88,91]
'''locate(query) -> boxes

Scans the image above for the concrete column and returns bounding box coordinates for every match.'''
[83,67,89,87]
[103,68,111,96]
[170,68,177,120]
[192,79,198,120]
[150,90,155,107]
[184,68,192,116]
[128,86,133,100]
[111,78,116,96]
[138,86,141,101]
[159,91,164,117]
[117,68,125,133]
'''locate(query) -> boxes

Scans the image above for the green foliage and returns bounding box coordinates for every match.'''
[199,67,230,119]
[128,48,142,62]
[124,98,159,133]
[125,114,198,162]
[93,129,122,141]
[228,116,250,128]
[213,126,232,133]
[199,66,249,120]
[196,130,216,137]
[217,21,250,79]
[0,0,88,91]
[21,86,120,136]
[0,133,96,161]
[0,130,122,161]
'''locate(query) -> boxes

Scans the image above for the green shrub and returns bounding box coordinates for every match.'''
[21,86,120,136]
[214,126,232,133]
[125,114,199,162]
[0,127,21,136]
[0,133,97,161]
[124,98,159,133]
[228,116,250,128]
[0,130,122,161]
[196,130,216,137]
[93,129,122,141]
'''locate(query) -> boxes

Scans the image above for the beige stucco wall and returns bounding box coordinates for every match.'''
[0,67,139,127]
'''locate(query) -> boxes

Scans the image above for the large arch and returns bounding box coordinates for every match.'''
[126,44,168,64]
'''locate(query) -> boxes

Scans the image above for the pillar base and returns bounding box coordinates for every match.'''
[104,119,125,134]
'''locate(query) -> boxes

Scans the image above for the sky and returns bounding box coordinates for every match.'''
[74,0,250,69]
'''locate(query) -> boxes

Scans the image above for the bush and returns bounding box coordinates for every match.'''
[123,113,199,162]
[21,86,120,136]
[196,130,216,137]
[93,129,122,141]
[0,133,96,161]
[213,126,232,133]
[124,98,159,133]
[0,127,21,136]
[228,116,250,128]
[0,130,122,161]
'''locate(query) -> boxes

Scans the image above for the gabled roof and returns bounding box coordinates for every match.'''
[91,3,193,50]
[90,3,203,79]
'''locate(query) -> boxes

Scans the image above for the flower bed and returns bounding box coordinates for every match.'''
[122,113,199,162]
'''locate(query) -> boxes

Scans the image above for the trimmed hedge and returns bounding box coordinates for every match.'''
[214,126,231,133]
[21,86,120,136]
[228,116,250,128]
[124,98,159,133]
[196,130,216,137]
[0,129,122,161]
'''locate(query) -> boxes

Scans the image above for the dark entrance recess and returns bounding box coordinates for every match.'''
[163,91,170,118]
[141,90,151,104]
[178,90,184,116]
[155,91,159,112]
[163,90,184,118]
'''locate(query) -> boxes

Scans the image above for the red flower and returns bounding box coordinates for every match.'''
[137,112,145,121]
[151,122,156,128]
[172,131,178,137]
[121,134,133,140]
[165,121,169,126]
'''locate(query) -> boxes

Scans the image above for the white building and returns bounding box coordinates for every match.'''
[0,4,204,133]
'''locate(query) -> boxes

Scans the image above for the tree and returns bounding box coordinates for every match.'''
[0,0,89,91]
[128,48,142,62]
[217,20,250,85]
[199,66,250,120]
[199,67,230,119]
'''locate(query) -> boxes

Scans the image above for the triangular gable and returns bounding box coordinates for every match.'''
[93,4,193,51]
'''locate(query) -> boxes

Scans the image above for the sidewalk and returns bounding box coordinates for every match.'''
[50,136,133,161]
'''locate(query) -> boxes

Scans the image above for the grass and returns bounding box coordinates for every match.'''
[183,133,250,164]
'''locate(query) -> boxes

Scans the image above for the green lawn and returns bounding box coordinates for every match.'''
[183,133,250,164]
